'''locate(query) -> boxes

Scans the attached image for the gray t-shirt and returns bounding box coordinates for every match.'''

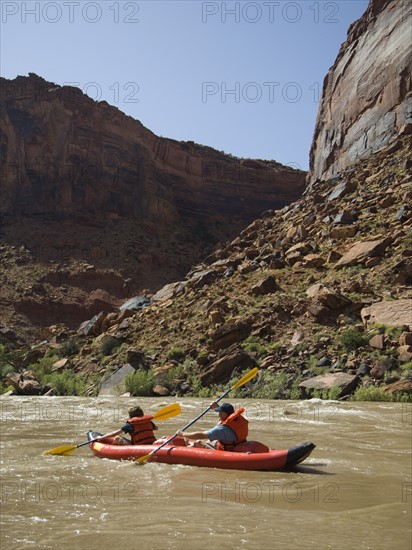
[206,424,237,443]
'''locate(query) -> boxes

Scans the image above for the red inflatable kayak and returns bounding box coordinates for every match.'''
[87,432,315,471]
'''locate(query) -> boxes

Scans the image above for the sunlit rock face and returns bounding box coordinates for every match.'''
[0,74,305,229]
[309,0,412,183]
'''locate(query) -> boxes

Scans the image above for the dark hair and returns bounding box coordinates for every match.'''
[128,406,144,418]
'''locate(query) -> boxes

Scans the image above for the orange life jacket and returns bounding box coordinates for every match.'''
[128,415,157,445]
[217,408,249,451]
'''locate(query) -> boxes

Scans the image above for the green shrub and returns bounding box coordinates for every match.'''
[160,364,186,389]
[242,340,268,356]
[268,341,283,352]
[58,339,80,358]
[44,370,86,396]
[0,344,17,381]
[307,355,319,371]
[253,370,290,399]
[125,369,154,396]
[188,378,215,397]
[370,323,404,340]
[0,362,14,381]
[338,328,369,351]
[31,355,59,379]
[166,347,185,361]
[100,337,121,356]
[351,386,411,402]
[312,386,342,400]
[399,361,412,379]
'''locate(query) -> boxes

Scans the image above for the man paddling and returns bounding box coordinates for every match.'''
[175,402,248,450]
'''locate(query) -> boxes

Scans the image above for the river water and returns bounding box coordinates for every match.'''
[0,397,411,550]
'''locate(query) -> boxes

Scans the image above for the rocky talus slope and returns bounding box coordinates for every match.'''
[3,136,411,399]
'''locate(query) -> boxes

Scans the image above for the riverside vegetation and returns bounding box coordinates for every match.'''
[1,136,411,402]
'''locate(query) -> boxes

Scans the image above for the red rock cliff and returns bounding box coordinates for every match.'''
[0,74,305,228]
[309,0,412,183]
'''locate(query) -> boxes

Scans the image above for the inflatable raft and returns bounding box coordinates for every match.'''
[87,432,315,471]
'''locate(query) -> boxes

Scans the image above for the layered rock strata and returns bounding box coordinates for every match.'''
[0,74,305,226]
[309,0,412,183]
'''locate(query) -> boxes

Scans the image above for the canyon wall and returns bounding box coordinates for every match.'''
[0,74,305,231]
[309,0,412,183]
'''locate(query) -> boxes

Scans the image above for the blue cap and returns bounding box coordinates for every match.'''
[214,403,234,415]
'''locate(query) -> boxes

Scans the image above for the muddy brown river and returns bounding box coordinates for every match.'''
[0,397,411,549]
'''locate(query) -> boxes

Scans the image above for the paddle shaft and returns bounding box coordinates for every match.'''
[77,429,122,449]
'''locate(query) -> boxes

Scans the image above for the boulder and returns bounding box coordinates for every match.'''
[384,379,412,395]
[301,254,325,268]
[251,275,280,295]
[189,270,217,289]
[299,372,359,397]
[51,357,70,372]
[119,295,150,311]
[335,238,390,268]
[285,242,313,257]
[369,334,385,349]
[361,299,412,327]
[356,364,371,376]
[98,363,136,396]
[5,370,43,395]
[306,284,351,310]
[330,226,357,239]
[152,384,170,396]
[398,345,412,362]
[333,210,355,224]
[399,332,412,346]
[78,312,106,336]
[327,180,357,201]
[210,320,252,350]
[151,282,185,302]
[200,348,256,386]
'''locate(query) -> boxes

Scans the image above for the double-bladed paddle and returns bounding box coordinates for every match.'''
[135,367,258,464]
[43,402,182,456]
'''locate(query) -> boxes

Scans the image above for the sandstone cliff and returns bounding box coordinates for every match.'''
[309,0,412,183]
[0,74,305,225]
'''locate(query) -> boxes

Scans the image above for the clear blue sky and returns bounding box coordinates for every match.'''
[1,0,369,170]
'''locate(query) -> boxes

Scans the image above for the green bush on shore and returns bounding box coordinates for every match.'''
[0,344,14,381]
[166,347,186,361]
[338,328,369,351]
[57,339,80,358]
[100,336,122,356]
[30,354,86,395]
[44,370,86,396]
[125,369,154,396]
[351,386,411,402]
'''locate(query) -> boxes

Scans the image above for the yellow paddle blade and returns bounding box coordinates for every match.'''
[44,445,77,456]
[152,403,181,421]
[231,367,258,390]
[135,454,151,465]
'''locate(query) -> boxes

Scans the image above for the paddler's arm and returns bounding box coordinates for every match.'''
[95,429,123,441]
[175,429,208,440]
